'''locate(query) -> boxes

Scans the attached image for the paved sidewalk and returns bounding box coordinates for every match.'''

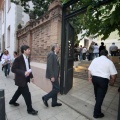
[59,78,119,120]
[0,65,89,120]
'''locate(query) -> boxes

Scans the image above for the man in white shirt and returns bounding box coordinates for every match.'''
[88,49,117,118]
[109,42,118,56]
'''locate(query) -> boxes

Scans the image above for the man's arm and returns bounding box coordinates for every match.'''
[47,53,54,78]
[11,58,25,77]
[109,62,117,86]
[109,74,117,86]
[88,70,92,82]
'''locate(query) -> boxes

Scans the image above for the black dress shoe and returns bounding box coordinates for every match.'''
[42,96,48,107]
[93,113,104,118]
[52,103,62,107]
[9,101,19,106]
[118,87,120,92]
[28,109,38,115]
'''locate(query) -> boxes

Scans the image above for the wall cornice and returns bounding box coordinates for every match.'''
[17,5,62,38]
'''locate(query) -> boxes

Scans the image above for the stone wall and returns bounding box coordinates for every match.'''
[17,0,62,63]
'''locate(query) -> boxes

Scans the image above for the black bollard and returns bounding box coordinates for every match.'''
[118,92,120,120]
[0,89,5,120]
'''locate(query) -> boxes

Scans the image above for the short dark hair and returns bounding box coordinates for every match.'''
[100,50,108,56]
[14,51,18,55]
[51,43,58,51]
[21,45,30,53]
[101,42,104,46]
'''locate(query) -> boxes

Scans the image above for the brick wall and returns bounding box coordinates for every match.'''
[17,0,62,63]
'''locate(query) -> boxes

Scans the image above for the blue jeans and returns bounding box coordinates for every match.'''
[4,63,10,76]
[79,53,82,61]
[94,53,99,58]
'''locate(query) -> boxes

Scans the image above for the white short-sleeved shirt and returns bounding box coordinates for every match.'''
[88,56,117,79]
[93,45,99,53]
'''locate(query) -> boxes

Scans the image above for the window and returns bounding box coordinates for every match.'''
[7,26,10,48]
[8,0,11,12]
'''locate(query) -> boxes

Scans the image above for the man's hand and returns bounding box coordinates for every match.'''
[25,71,30,77]
[51,77,55,82]
[109,79,115,86]
[59,73,61,78]
[88,77,92,83]
[109,74,117,86]
[88,70,92,83]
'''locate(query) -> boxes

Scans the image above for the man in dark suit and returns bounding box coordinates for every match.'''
[9,45,38,115]
[42,43,62,107]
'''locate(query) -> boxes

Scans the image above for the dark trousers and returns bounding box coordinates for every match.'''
[92,76,109,115]
[10,84,33,111]
[44,78,60,104]
[82,53,86,60]
[2,65,4,71]
[111,51,117,56]
[88,53,94,61]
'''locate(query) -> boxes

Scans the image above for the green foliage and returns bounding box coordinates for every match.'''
[11,0,120,41]
[66,0,120,40]
[11,0,53,18]
[87,0,120,40]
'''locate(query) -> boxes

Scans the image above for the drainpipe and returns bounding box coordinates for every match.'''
[4,0,6,50]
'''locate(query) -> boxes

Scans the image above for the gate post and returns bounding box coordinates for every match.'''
[0,89,5,120]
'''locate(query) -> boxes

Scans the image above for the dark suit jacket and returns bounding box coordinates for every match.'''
[46,51,60,79]
[11,54,33,87]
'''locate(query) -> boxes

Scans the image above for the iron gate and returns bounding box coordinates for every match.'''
[64,23,74,94]
[60,0,116,94]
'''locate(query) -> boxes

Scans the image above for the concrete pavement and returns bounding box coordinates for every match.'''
[0,62,119,120]
[0,64,89,120]
[59,78,119,120]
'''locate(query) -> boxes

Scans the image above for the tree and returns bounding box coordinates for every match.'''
[11,0,53,18]
[81,0,120,40]
[11,0,120,40]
